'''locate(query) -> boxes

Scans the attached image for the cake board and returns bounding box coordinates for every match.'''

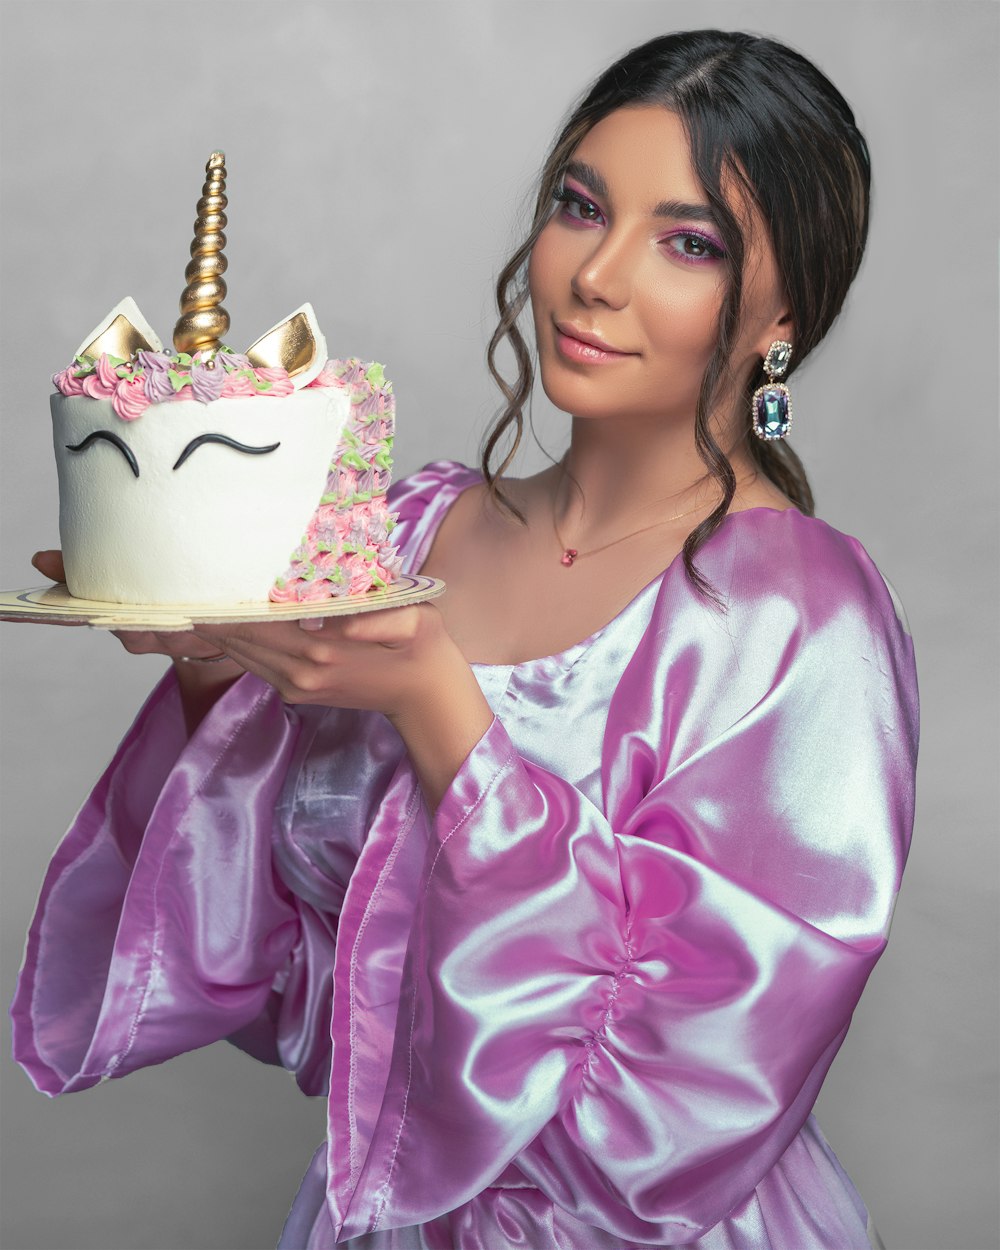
[0,575,446,632]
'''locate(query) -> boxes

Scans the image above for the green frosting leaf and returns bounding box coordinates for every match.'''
[365,363,386,389]
[168,370,192,392]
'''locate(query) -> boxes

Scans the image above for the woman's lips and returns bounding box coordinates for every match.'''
[554,322,635,364]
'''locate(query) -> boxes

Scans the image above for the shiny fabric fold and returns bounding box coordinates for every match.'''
[12,675,306,1092]
[12,461,918,1249]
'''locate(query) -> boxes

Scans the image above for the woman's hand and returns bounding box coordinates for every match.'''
[192,605,453,718]
[192,605,494,810]
[31,549,67,585]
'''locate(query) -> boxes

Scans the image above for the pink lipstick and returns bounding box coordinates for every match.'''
[554,322,634,364]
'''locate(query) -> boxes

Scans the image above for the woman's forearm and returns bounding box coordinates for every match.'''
[388,657,494,812]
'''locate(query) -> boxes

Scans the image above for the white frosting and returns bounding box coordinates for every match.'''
[52,387,351,605]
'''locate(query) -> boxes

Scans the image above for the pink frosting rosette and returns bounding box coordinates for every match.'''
[266,581,300,604]
[52,366,86,396]
[96,354,122,390]
[111,374,151,421]
[253,367,295,397]
[302,508,342,546]
[81,374,114,399]
[306,360,350,391]
[345,555,380,595]
[219,371,257,398]
[81,354,120,399]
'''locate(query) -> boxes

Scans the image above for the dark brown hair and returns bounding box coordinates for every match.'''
[483,30,870,595]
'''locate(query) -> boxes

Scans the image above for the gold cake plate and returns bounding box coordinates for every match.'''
[0,575,446,632]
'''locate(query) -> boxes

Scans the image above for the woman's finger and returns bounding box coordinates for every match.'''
[336,605,423,647]
[193,620,308,651]
[195,607,423,651]
[31,550,66,583]
[108,629,229,662]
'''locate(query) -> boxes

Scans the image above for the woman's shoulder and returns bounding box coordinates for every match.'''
[632,508,918,760]
[665,506,912,647]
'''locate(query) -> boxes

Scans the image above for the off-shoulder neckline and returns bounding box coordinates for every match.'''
[410,467,807,672]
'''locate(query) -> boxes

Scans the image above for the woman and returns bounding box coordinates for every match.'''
[12,30,917,1250]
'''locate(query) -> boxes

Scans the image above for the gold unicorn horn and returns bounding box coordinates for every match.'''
[173,152,230,353]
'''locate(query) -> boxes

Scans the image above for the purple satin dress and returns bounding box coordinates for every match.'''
[11,461,918,1249]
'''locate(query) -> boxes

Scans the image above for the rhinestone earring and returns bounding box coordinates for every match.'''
[752,340,793,440]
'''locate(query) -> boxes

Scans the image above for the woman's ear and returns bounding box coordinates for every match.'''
[755,307,794,362]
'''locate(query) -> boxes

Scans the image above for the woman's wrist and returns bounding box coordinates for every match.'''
[387,646,494,812]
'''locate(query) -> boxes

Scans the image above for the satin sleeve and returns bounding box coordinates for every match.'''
[9,671,331,1095]
[329,518,919,1244]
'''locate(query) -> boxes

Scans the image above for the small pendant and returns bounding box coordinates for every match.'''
[560,548,578,567]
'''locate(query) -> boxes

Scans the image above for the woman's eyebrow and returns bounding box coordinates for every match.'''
[563,160,716,224]
[562,160,608,198]
[652,198,717,223]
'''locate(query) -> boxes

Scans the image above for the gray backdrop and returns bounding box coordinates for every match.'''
[1,2,997,1248]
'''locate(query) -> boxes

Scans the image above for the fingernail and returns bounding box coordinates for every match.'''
[298,617,325,632]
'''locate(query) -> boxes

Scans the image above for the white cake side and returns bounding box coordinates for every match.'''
[52,387,351,605]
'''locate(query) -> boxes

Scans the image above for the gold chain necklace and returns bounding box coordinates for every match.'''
[552,496,715,567]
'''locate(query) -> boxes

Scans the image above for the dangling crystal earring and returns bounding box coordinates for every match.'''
[752,340,793,440]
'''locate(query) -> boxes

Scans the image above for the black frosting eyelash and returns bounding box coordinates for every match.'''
[66,431,140,479]
[172,434,281,471]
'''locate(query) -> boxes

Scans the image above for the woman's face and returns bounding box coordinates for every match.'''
[528,106,789,435]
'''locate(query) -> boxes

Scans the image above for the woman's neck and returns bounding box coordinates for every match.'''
[546,413,751,542]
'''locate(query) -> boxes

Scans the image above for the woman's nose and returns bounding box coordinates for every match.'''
[570,233,631,309]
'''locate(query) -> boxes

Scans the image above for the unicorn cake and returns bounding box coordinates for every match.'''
[49,153,401,607]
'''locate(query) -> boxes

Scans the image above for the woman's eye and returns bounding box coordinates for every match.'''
[554,187,604,227]
[663,231,726,263]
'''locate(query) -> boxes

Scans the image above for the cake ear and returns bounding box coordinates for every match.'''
[244,302,328,389]
[74,297,163,360]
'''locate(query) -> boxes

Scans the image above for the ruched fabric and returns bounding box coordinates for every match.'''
[11,461,918,1249]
